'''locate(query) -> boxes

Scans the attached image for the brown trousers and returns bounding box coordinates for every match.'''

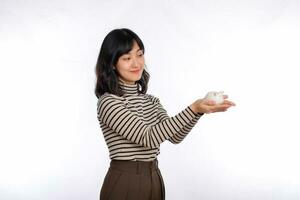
[100,159,165,200]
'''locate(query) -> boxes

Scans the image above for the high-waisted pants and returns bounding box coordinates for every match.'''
[100,159,165,200]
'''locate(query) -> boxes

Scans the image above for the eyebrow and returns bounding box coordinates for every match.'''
[127,48,142,54]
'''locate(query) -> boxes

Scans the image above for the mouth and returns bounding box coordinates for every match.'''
[130,69,141,73]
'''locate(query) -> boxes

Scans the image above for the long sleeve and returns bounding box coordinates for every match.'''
[156,99,203,144]
[97,94,200,148]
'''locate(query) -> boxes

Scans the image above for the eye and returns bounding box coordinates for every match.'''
[123,57,130,60]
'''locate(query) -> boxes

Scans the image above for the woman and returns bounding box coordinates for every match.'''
[95,28,235,200]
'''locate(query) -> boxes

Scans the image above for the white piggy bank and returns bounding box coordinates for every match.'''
[204,91,224,104]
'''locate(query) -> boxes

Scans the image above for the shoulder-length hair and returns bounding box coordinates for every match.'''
[94,28,150,99]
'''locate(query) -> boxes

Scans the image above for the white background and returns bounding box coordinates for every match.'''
[1,0,300,199]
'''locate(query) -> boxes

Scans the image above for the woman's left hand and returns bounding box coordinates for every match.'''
[190,94,236,114]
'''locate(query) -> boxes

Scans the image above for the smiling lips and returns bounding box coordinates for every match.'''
[130,69,141,73]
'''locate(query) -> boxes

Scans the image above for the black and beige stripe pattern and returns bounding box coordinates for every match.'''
[97,82,203,161]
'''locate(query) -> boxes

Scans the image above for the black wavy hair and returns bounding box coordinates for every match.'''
[94,28,150,99]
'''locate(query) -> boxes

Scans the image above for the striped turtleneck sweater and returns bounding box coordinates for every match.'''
[97,82,203,161]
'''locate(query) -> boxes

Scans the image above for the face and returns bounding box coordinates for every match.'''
[115,40,145,85]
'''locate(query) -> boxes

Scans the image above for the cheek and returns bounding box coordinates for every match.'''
[116,61,130,71]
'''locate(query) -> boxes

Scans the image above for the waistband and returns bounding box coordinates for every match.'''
[109,159,159,175]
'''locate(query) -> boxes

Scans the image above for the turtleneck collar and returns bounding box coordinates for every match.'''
[119,81,139,95]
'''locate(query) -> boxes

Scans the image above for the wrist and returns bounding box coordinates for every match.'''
[189,103,198,115]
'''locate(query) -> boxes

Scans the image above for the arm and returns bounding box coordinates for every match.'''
[97,94,199,148]
[156,100,203,144]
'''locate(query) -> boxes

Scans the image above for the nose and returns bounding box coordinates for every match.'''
[132,56,142,69]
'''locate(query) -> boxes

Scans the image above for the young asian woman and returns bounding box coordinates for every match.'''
[94,28,235,200]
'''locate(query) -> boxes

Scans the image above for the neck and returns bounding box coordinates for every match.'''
[119,81,139,95]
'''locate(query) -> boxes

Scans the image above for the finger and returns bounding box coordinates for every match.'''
[214,104,231,111]
[216,107,228,112]
[209,103,235,113]
[211,108,227,113]
[227,101,236,106]
[223,100,236,106]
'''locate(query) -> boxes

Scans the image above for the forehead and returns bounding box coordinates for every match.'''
[129,41,141,52]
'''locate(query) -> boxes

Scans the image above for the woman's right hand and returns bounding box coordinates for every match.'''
[189,95,236,114]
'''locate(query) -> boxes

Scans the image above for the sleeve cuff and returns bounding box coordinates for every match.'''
[187,106,204,118]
